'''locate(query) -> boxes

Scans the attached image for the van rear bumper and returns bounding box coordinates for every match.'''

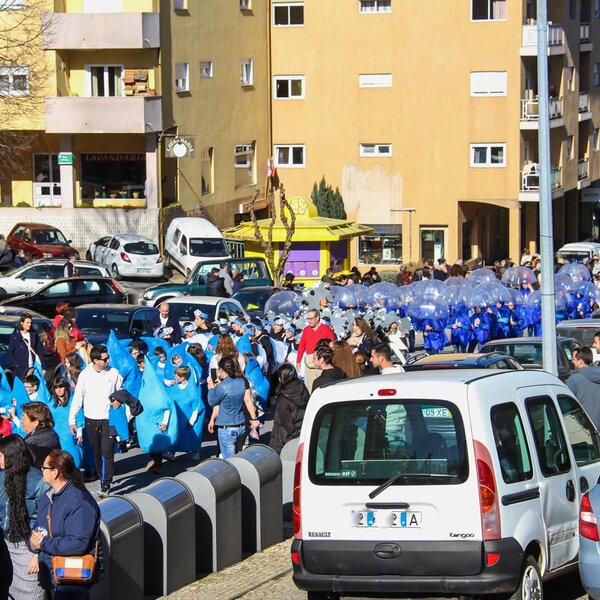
[291,538,524,596]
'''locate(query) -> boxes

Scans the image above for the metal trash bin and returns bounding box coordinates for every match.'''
[91,496,144,600]
[229,444,283,553]
[280,437,300,521]
[129,477,196,597]
[177,457,242,573]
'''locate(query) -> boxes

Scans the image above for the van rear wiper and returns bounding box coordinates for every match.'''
[369,473,455,499]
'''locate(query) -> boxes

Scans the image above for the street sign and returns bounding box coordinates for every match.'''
[58,152,73,166]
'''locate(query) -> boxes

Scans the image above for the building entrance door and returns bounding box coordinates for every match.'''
[33,154,61,207]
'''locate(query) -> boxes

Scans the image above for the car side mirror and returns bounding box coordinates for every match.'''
[67,240,72,244]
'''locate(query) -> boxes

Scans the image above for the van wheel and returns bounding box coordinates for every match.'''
[85,250,92,260]
[307,593,340,600]
[164,253,171,268]
[506,555,542,600]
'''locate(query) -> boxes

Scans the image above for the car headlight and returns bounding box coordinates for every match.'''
[143,291,153,300]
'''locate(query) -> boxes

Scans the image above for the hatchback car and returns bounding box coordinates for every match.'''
[0,259,109,297]
[7,223,78,260]
[86,233,163,280]
[0,276,128,318]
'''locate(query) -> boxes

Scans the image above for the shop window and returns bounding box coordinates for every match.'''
[201,148,213,195]
[234,142,256,188]
[358,231,402,265]
[33,154,61,208]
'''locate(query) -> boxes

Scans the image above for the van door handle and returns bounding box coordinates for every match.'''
[580,477,590,494]
[374,543,401,559]
[566,480,576,502]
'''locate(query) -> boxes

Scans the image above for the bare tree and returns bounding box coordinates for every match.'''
[249,182,296,287]
[0,0,53,177]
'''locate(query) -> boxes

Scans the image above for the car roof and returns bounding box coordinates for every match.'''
[232,286,275,293]
[76,304,152,311]
[483,336,578,346]
[557,319,600,328]
[168,217,223,237]
[0,314,49,324]
[113,234,158,244]
[407,352,513,365]
[10,223,63,231]
[33,259,105,267]
[167,296,230,306]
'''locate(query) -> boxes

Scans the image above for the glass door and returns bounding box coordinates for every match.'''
[33,154,61,207]
[86,65,123,97]
[420,227,447,263]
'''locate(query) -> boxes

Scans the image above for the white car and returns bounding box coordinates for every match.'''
[0,259,110,296]
[165,296,248,325]
[86,234,164,280]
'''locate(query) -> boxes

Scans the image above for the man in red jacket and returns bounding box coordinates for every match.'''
[297,309,335,392]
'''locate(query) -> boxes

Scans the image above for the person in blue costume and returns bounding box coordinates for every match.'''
[244,354,269,412]
[140,336,171,364]
[186,344,209,414]
[168,365,204,460]
[506,300,524,338]
[519,284,535,335]
[164,343,194,383]
[48,376,83,468]
[136,361,178,474]
[449,306,473,353]
[531,303,543,336]
[422,318,447,355]
[491,301,510,340]
[576,294,594,319]
[468,305,493,352]
[565,292,579,320]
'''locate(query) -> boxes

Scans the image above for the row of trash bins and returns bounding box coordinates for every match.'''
[90,441,299,599]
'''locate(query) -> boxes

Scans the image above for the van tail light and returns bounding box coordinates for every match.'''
[156,256,164,264]
[474,440,501,541]
[120,252,132,263]
[293,442,303,539]
[580,492,600,541]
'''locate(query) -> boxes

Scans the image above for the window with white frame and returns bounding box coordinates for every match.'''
[567,66,575,91]
[173,0,187,9]
[200,147,213,195]
[273,2,304,25]
[275,145,305,167]
[594,128,599,151]
[360,143,392,157]
[234,142,255,188]
[175,62,189,92]
[359,0,391,13]
[0,0,26,9]
[274,76,304,99]
[566,135,574,160]
[471,0,507,20]
[86,65,122,97]
[470,143,506,167]
[241,59,253,86]
[240,0,251,10]
[470,71,507,96]
[595,63,600,87]
[199,61,213,79]
[359,73,392,88]
[0,66,28,95]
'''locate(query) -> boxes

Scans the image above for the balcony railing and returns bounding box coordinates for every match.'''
[522,23,564,47]
[579,158,589,180]
[580,22,591,43]
[521,97,563,120]
[521,165,561,192]
[579,91,590,112]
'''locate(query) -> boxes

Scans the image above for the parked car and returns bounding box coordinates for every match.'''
[404,351,525,372]
[166,296,248,326]
[231,286,278,318]
[0,276,128,318]
[293,369,600,599]
[557,319,600,347]
[74,304,159,345]
[7,222,78,260]
[580,483,600,600]
[480,336,580,381]
[0,259,110,297]
[140,257,273,306]
[86,233,164,281]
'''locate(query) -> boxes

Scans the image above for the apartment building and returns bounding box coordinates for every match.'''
[270,0,600,266]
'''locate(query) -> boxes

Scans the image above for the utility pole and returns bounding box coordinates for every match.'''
[537,0,558,376]
[391,208,417,263]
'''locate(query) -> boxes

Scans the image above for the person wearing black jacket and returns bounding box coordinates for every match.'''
[269,364,309,453]
[312,346,348,391]
[251,320,275,379]
[206,267,228,297]
[7,313,46,380]
[149,302,182,345]
[20,402,61,469]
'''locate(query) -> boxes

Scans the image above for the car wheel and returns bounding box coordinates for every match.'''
[0,287,6,296]
[111,264,121,281]
[504,555,542,600]
[85,250,92,260]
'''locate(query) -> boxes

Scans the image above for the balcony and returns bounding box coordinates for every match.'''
[42,12,160,50]
[579,91,592,121]
[519,164,564,201]
[580,22,593,51]
[520,96,564,129]
[44,96,162,134]
[578,158,590,189]
[520,23,565,55]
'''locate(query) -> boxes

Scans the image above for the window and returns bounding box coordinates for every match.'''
[200,147,213,195]
[470,71,507,96]
[42,282,71,298]
[595,63,600,87]
[275,145,305,167]
[471,0,507,20]
[359,73,392,88]
[86,65,122,97]
[240,59,253,86]
[491,403,533,484]
[179,234,187,255]
[470,143,506,167]
[274,76,304,99]
[0,0,25,9]
[199,61,213,79]
[360,143,392,157]
[359,0,392,13]
[567,66,575,92]
[273,2,304,25]
[234,142,255,187]
[0,66,28,96]
[526,396,571,477]
[594,128,599,151]
[566,135,574,160]
[240,0,251,9]
[558,395,600,466]
[359,231,402,264]
[173,0,187,8]
[175,62,189,92]
[75,280,102,296]
[80,153,145,203]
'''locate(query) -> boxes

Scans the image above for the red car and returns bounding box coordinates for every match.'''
[7,223,79,260]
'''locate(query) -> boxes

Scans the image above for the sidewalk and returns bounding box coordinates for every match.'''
[164,538,294,600]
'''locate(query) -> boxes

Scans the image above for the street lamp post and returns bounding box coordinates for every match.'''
[391,208,417,263]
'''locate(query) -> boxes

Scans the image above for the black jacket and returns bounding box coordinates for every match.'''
[25,427,61,469]
[312,367,348,391]
[109,389,144,417]
[7,329,46,379]
[269,379,310,453]
[149,314,182,344]
[206,273,228,297]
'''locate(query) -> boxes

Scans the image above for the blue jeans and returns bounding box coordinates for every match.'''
[218,425,245,459]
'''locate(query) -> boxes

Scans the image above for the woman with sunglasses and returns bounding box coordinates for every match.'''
[49,377,83,469]
[54,320,86,364]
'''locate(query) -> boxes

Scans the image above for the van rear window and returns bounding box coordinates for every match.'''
[309,400,468,485]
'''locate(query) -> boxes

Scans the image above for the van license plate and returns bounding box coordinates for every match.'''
[354,510,422,528]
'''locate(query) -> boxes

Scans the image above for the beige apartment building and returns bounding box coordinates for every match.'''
[270,0,600,266]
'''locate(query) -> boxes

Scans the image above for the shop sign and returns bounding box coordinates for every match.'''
[58,152,74,166]
[164,135,196,159]
[82,154,145,162]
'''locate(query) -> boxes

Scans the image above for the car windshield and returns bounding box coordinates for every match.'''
[123,241,159,256]
[168,303,216,323]
[310,399,468,485]
[558,326,596,347]
[33,229,68,245]
[557,251,591,263]
[232,290,272,312]
[0,324,15,351]
[484,343,542,364]
[189,238,229,258]
[76,309,131,336]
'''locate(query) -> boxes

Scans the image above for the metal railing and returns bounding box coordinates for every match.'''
[579,91,590,112]
[521,96,563,120]
[580,22,591,43]
[578,158,589,180]
[521,165,561,192]
[522,23,564,47]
